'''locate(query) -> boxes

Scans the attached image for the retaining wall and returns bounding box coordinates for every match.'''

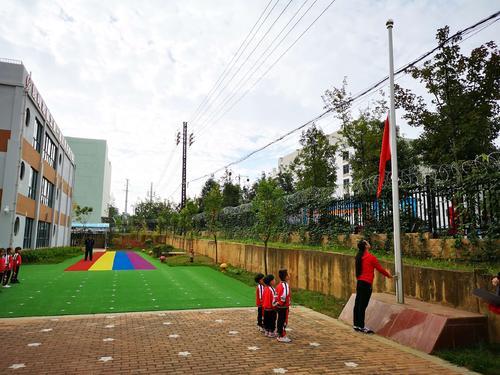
[163,234,499,343]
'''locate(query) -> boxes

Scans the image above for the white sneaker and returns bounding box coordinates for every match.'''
[277,336,292,343]
[361,327,374,334]
[258,326,265,333]
[3,285,11,288]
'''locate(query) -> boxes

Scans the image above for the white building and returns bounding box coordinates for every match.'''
[277,130,354,197]
[0,58,75,249]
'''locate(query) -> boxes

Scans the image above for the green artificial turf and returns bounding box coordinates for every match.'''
[0,252,253,318]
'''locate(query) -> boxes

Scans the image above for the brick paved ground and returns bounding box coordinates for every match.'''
[1,306,473,374]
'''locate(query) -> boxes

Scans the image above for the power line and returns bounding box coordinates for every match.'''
[195,0,337,139]
[188,10,500,184]
[189,0,274,126]
[191,0,280,128]
[193,0,298,132]
[194,0,316,138]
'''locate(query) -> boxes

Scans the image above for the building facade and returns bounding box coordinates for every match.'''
[0,59,75,249]
[66,137,111,224]
[277,130,354,197]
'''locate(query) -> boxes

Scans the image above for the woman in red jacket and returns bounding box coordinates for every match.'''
[353,240,392,334]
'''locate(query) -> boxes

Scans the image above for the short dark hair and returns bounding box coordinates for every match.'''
[254,273,265,284]
[15,247,22,251]
[263,274,275,285]
[7,247,12,251]
[278,269,288,281]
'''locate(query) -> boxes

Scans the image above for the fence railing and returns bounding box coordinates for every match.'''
[195,154,499,239]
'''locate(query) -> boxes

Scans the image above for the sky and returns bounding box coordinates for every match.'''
[1,0,498,213]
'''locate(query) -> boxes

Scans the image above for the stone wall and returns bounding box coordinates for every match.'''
[164,234,499,343]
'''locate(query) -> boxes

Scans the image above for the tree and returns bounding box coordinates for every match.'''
[198,178,219,212]
[290,124,338,190]
[324,79,418,183]
[74,205,93,228]
[134,199,172,231]
[222,181,241,207]
[157,213,169,235]
[204,184,223,263]
[275,166,295,194]
[179,200,198,250]
[252,177,285,274]
[395,26,499,165]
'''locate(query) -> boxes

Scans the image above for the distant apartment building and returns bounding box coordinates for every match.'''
[277,130,354,197]
[66,137,111,224]
[0,59,75,249]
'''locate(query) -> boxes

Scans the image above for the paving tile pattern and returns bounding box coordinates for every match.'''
[1,306,469,374]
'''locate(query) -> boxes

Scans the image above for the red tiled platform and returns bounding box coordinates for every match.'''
[339,293,488,353]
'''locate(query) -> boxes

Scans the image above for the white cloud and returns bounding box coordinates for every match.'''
[1,0,498,210]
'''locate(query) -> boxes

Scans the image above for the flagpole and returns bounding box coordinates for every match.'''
[386,19,404,304]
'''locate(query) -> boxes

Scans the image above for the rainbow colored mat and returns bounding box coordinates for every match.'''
[65,251,156,272]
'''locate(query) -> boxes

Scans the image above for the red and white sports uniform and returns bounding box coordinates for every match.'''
[255,284,265,328]
[262,285,278,310]
[11,253,22,283]
[276,281,291,308]
[276,281,291,337]
[256,284,265,306]
[262,285,278,333]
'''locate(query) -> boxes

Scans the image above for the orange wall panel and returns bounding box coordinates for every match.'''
[22,139,41,171]
[16,194,36,218]
[0,130,11,152]
[43,161,56,184]
[39,204,53,223]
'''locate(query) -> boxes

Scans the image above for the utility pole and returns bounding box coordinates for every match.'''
[124,179,129,215]
[181,122,188,209]
[149,182,153,202]
[179,121,194,209]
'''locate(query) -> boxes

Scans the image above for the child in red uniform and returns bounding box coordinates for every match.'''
[276,269,292,343]
[11,247,22,283]
[262,274,278,338]
[353,240,392,333]
[2,248,13,288]
[0,248,5,291]
[254,273,265,332]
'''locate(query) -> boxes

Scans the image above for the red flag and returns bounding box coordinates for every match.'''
[376,116,391,198]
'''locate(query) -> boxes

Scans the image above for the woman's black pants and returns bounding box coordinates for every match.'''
[353,280,372,328]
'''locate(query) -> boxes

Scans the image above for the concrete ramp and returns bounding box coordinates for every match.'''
[339,292,488,353]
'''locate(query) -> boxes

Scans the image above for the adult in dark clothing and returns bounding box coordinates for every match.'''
[84,236,95,261]
[353,240,392,334]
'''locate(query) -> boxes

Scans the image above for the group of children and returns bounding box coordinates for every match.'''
[255,268,291,343]
[0,247,23,288]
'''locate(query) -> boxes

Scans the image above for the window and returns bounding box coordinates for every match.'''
[59,153,62,165]
[23,218,34,248]
[53,225,57,236]
[36,221,51,248]
[343,178,350,188]
[343,164,350,175]
[43,135,57,168]
[40,178,54,207]
[28,168,38,200]
[14,217,20,235]
[342,151,349,161]
[20,161,25,180]
[33,118,43,152]
[25,108,31,127]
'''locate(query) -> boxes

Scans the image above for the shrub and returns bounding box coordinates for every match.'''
[152,244,174,258]
[22,247,82,264]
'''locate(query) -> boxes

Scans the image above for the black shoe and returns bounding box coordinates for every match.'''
[353,326,362,332]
